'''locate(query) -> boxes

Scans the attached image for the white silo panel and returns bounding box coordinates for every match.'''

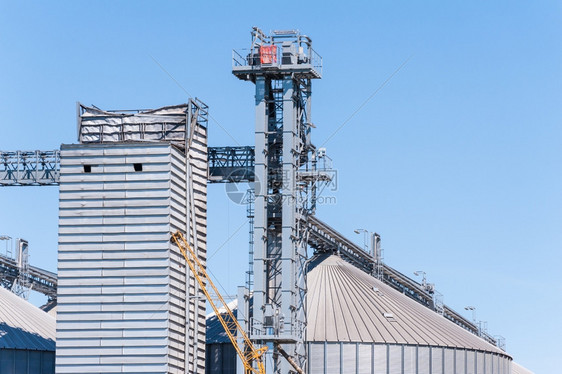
[373,345,387,374]
[342,343,356,373]
[455,349,466,374]
[477,352,484,373]
[326,343,340,374]
[467,351,475,374]
[388,345,401,374]
[444,348,454,373]
[357,344,372,374]
[418,346,430,374]
[309,343,325,374]
[431,347,443,374]
[403,346,416,373]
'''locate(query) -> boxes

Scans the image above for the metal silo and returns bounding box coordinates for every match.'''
[0,287,55,374]
[305,254,513,374]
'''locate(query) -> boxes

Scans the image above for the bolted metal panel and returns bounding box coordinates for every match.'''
[276,342,514,374]
[500,361,511,374]
[307,343,324,374]
[358,344,372,374]
[215,338,515,374]
[418,347,430,374]
[0,349,55,374]
[374,345,387,374]
[205,343,236,374]
[477,352,485,373]
[325,343,340,374]
[456,349,466,374]
[388,345,402,374]
[467,351,476,374]
[444,348,455,374]
[431,347,443,374]
[341,343,356,373]
[403,346,416,374]
[56,141,207,374]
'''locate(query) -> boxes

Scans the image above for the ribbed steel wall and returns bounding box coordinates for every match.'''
[56,142,206,373]
[186,122,209,373]
[0,349,55,374]
[307,343,512,374]
[205,344,236,374]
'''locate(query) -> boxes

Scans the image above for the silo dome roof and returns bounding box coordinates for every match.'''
[0,286,56,351]
[307,254,509,357]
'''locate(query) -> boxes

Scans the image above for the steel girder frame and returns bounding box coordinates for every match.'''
[249,76,312,373]
[0,150,60,186]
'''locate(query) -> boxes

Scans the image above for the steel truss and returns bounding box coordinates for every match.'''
[232,27,324,374]
[0,150,60,186]
[0,253,57,300]
[0,146,499,347]
[208,146,255,183]
[1,146,254,186]
[306,215,499,346]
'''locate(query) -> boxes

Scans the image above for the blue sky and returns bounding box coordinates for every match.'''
[1,1,560,372]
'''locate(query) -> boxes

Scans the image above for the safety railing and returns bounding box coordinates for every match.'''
[232,46,322,78]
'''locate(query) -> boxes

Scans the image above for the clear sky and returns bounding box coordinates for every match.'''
[1,1,560,372]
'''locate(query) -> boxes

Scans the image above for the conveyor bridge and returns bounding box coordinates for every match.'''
[0,147,499,346]
[0,252,57,300]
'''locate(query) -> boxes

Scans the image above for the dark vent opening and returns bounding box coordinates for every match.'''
[83,165,92,173]
[133,163,143,172]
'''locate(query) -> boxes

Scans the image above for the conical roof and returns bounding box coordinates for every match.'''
[307,254,509,357]
[0,286,56,351]
[512,362,534,374]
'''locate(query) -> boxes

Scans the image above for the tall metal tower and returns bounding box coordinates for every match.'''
[233,27,323,373]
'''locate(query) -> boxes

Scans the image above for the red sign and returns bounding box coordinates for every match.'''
[260,45,277,64]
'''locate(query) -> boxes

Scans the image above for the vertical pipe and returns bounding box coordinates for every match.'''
[280,75,297,374]
[252,76,269,373]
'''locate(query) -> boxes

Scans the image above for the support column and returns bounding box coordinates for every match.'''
[253,75,268,361]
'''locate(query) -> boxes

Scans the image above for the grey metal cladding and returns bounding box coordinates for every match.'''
[56,141,207,374]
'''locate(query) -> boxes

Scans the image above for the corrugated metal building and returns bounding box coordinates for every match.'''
[56,103,208,373]
[0,286,56,373]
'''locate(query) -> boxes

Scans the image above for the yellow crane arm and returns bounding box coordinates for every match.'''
[171,231,267,374]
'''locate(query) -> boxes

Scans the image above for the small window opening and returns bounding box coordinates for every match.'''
[133,163,143,172]
[83,165,92,173]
